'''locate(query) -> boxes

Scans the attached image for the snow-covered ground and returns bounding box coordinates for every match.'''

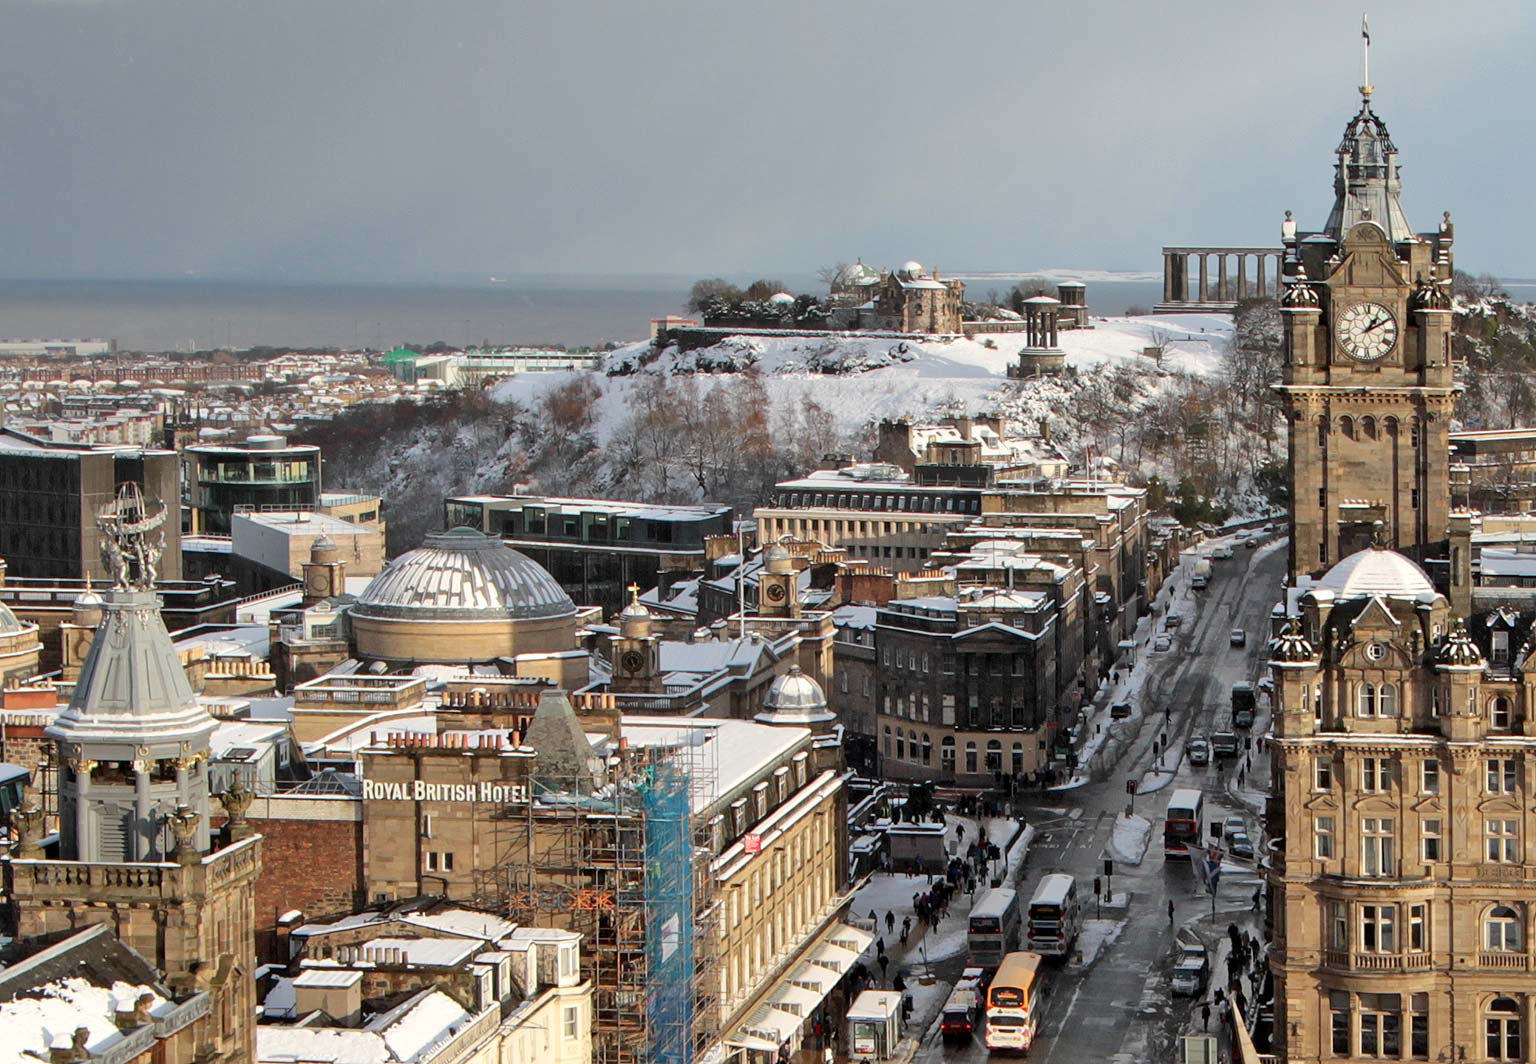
[1108,813,1153,866]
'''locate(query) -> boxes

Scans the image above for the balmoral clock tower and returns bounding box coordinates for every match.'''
[1279,70,1459,581]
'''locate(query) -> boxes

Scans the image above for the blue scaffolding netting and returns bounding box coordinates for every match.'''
[641,757,695,1064]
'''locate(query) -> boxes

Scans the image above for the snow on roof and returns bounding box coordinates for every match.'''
[293,969,364,989]
[0,978,172,1064]
[236,511,373,538]
[210,721,287,758]
[657,637,765,676]
[401,910,518,941]
[1316,547,1437,601]
[350,937,479,968]
[832,605,878,629]
[620,717,808,811]
[1479,548,1536,578]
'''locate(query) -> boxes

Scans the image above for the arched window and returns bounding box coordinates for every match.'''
[1317,415,1329,448]
[964,741,978,774]
[1012,742,1025,775]
[895,731,905,760]
[1493,696,1513,731]
[883,725,892,756]
[941,737,956,773]
[1340,415,1355,439]
[985,739,1002,773]
[907,729,918,761]
[1362,415,1377,439]
[1384,415,1399,438]
[1377,683,1397,717]
[1486,996,1523,1061]
[921,733,932,765]
[1357,683,1378,717]
[1486,907,1523,952]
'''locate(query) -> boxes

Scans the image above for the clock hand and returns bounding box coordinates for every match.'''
[1364,316,1388,333]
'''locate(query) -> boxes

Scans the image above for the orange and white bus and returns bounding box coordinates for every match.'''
[984,950,1045,1052]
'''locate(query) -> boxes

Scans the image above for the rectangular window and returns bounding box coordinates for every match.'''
[563,1006,579,1040]
[1319,487,1327,508]
[1493,630,1510,665]
[1331,993,1352,1056]
[1408,905,1427,953]
[1315,816,1336,859]
[1411,994,1429,1058]
[1421,819,1442,863]
[1361,757,1390,793]
[1362,817,1395,877]
[1487,819,1519,863]
[1421,759,1440,796]
[1314,757,1332,791]
[1331,901,1348,949]
[1487,759,1518,795]
[1361,904,1396,953]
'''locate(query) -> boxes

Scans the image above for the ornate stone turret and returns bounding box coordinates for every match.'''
[48,484,218,862]
[609,585,659,694]
[758,545,800,618]
[301,535,346,605]
[755,665,836,735]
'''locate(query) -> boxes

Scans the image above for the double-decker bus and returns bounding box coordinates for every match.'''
[1024,874,1081,957]
[1164,787,1205,858]
[985,950,1045,1052]
[966,887,1020,970]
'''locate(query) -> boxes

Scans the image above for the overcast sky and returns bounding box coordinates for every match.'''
[2,0,1533,283]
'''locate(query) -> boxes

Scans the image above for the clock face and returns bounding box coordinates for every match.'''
[620,650,645,674]
[765,583,787,603]
[1336,301,1399,362]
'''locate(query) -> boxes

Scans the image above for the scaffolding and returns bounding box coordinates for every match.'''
[474,731,719,1064]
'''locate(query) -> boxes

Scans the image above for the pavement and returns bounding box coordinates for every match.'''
[908,534,1286,1064]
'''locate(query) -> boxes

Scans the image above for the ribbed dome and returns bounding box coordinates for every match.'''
[0,601,25,634]
[353,527,575,622]
[756,666,835,726]
[1316,546,1436,601]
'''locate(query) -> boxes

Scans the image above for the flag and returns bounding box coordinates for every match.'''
[1362,14,1370,45]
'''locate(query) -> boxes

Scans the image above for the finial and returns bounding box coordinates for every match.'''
[1360,13,1373,100]
[626,582,640,604]
[1370,520,1388,549]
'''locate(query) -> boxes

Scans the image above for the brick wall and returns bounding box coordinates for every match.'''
[222,795,364,963]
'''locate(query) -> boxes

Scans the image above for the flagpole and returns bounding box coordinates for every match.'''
[1360,13,1372,99]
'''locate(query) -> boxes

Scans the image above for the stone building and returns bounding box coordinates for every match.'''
[1263,63,1536,1064]
[865,262,965,334]
[7,486,262,1064]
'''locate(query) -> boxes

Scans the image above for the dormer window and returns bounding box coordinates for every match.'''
[1492,696,1513,731]
[1493,630,1510,666]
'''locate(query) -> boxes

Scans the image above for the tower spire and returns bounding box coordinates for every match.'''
[1360,13,1372,100]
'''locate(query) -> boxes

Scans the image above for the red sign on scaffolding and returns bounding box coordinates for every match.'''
[743,832,762,854]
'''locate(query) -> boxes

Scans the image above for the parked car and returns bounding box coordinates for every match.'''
[1187,738,1211,766]
[1166,613,1184,630]
[1110,701,1134,720]
[1230,628,1247,647]
[1228,831,1256,860]
[1170,942,1210,996]
[1213,544,1235,559]
[1222,815,1246,837]
[1154,635,1172,652]
[1212,732,1241,758]
[1233,706,1255,729]
[1244,535,1260,549]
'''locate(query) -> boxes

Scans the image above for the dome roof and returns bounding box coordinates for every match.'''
[756,666,834,726]
[0,601,24,634]
[835,262,881,287]
[352,527,575,623]
[900,261,925,280]
[768,292,795,305]
[1315,546,1436,602]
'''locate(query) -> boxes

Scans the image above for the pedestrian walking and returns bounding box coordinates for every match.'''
[1252,888,1262,911]
[878,953,890,981]
[1168,899,1175,925]
[885,911,895,934]
[893,972,907,994]
[1201,1001,1212,1031]
[1238,765,1246,786]
[876,936,885,956]
[902,916,911,939]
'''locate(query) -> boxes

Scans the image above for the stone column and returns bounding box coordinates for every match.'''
[1163,252,1173,303]
[1198,255,1209,302]
[74,766,91,861]
[1256,255,1266,298]
[1237,255,1248,301]
[134,763,151,861]
[1216,255,1229,302]
[1173,254,1187,301]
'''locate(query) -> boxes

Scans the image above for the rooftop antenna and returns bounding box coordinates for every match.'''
[1359,13,1373,101]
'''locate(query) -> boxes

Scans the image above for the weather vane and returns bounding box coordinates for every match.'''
[97,482,166,591]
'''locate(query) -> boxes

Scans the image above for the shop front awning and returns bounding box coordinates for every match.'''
[728,922,875,1052]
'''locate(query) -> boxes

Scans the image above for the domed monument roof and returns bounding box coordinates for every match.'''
[353,527,576,623]
[900,261,925,280]
[835,261,882,287]
[0,601,26,635]
[1315,544,1436,602]
[755,666,835,726]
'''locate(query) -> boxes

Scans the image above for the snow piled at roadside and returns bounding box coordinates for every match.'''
[1075,918,1128,966]
[1108,813,1153,866]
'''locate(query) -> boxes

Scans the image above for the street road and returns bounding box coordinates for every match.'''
[913,538,1287,1063]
